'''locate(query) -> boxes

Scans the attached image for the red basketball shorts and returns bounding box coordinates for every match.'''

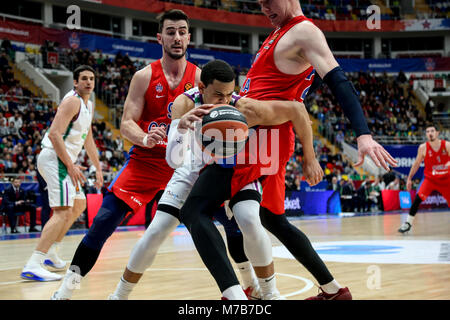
[417,175,450,205]
[108,156,174,212]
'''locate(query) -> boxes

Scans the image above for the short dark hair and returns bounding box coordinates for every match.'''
[73,65,96,82]
[425,123,438,130]
[157,9,189,33]
[201,60,235,87]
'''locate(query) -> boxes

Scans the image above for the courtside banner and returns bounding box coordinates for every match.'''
[285,191,340,216]
[78,33,253,68]
[382,145,424,179]
[338,58,450,73]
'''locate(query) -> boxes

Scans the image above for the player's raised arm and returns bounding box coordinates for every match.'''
[120,66,166,148]
[406,143,426,190]
[293,22,397,171]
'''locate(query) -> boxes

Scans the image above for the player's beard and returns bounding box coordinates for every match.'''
[164,45,187,60]
[167,51,186,60]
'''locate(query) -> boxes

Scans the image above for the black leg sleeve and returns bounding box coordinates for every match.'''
[409,196,423,217]
[180,164,240,293]
[260,207,334,285]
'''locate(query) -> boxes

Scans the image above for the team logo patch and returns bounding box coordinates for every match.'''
[273,240,450,264]
[156,83,163,93]
[184,82,193,92]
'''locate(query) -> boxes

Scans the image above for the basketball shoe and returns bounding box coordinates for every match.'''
[244,285,262,300]
[44,243,67,270]
[398,222,412,234]
[262,290,286,300]
[306,287,352,300]
[21,264,63,282]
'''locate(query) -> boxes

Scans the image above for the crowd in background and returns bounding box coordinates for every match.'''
[0,48,126,182]
[159,0,449,19]
[306,70,428,146]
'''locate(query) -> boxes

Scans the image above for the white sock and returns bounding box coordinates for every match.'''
[48,242,60,255]
[407,215,415,225]
[56,269,83,299]
[113,277,136,300]
[258,274,278,297]
[27,251,46,267]
[222,285,247,300]
[321,279,342,294]
[236,261,258,289]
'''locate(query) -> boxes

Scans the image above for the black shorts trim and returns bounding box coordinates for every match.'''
[157,203,180,220]
[229,189,261,211]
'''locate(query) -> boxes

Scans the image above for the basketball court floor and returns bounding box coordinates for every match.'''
[0,209,449,300]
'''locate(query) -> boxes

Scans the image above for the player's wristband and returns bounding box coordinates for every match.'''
[142,135,148,147]
[323,66,371,137]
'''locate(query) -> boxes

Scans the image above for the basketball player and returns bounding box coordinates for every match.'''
[109,59,313,300]
[51,10,202,299]
[398,124,450,233]
[21,65,103,282]
[179,0,398,300]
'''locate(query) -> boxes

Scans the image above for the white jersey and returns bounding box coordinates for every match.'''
[41,90,93,163]
[159,87,241,209]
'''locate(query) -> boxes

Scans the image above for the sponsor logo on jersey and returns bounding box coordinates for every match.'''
[184,82,193,92]
[156,83,163,93]
[131,196,143,207]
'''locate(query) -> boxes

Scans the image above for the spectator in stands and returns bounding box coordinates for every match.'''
[0,121,8,138]
[327,176,340,191]
[339,178,354,212]
[386,176,400,190]
[8,111,23,130]
[356,177,371,212]
[368,176,384,211]
[0,98,8,112]
[425,98,434,121]
[2,177,38,233]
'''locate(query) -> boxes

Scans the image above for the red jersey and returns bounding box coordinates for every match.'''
[109,59,197,212]
[131,59,197,161]
[424,140,449,180]
[230,16,316,213]
[236,15,315,171]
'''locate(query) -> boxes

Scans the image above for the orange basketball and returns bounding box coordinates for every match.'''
[200,104,248,158]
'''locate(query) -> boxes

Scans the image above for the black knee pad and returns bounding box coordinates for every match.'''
[229,189,261,211]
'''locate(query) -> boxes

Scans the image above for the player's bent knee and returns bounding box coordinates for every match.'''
[82,206,123,250]
[52,206,73,222]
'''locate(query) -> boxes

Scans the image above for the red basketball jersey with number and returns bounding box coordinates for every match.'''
[131,59,197,161]
[232,16,316,200]
[424,140,450,180]
[108,60,197,212]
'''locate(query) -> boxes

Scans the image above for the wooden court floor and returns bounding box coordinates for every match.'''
[0,210,449,300]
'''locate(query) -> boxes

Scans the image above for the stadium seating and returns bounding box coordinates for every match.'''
[0,53,126,182]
